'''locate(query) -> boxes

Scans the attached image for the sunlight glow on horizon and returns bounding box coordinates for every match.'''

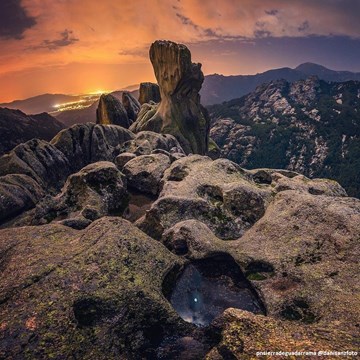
[86,90,111,95]
[0,0,359,102]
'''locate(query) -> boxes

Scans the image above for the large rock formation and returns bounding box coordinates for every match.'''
[122,153,171,195]
[122,91,140,123]
[0,123,186,227]
[131,40,210,155]
[0,125,359,358]
[0,124,134,224]
[51,123,134,172]
[1,155,358,358]
[31,162,129,228]
[0,218,197,359]
[138,82,161,104]
[124,131,184,156]
[0,174,44,223]
[136,155,345,240]
[96,94,130,128]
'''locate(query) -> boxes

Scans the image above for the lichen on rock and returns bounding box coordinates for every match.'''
[131,40,210,155]
[31,161,129,227]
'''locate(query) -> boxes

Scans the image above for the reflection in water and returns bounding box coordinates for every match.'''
[170,261,264,326]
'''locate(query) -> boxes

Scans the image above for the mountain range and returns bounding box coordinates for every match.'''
[201,62,360,105]
[209,76,360,197]
[0,94,83,115]
[1,63,359,117]
[0,108,65,155]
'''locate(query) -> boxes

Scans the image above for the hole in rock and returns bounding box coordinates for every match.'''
[123,188,157,222]
[252,171,272,185]
[167,164,188,181]
[197,184,224,205]
[73,297,117,327]
[245,260,274,280]
[280,299,318,324]
[165,254,266,326]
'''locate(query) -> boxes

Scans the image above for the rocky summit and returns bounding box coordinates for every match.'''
[131,40,210,155]
[0,40,359,359]
[96,92,140,128]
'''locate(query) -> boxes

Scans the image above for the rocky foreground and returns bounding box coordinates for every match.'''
[0,122,359,359]
[0,40,359,359]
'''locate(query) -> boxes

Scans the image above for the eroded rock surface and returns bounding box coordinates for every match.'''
[122,91,140,122]
[138,82,161,104]
[96,93,130,128]
[161,189,360,358]
[0,124,134,224]
[131,40,210,155]
[234,191,360,327]
[0,218,194,359]
[168,255,265,326]
[51,123,134,172]
[207,308,357,358]
[162,219,228,258]
[124,131,184,156]
[0,43,359,359]
[0,138,71,191]
[0,174,44,223]
[137,155,349,241]
[205,191,360,357]
[123,153,171,195]
[0,126,358,358]
[137,155,272,239]
[31,162,129,228]
[115,152,136,170]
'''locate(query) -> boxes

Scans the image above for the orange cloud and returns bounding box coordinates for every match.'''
[0,0,359,101]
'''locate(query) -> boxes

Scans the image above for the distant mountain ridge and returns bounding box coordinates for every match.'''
[0,90,139,127]
[295,63,360,82]
[1,63,359,121]
[0,88,140,115]
[200,62,360,105]
[0,94,83,114]
[0,108,66,155]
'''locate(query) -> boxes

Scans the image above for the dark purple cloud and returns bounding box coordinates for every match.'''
[0,0,36,39]
[31,29,79,50]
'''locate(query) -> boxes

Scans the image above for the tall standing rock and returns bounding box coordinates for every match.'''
[96,94,130,128]
[122,91,140,123]
[138,82,161,104]
[131,41,210,155]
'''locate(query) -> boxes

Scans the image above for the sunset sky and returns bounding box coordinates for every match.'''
[1,0,360,102]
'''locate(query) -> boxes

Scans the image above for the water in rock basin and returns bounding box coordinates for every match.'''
[169,256,265,326]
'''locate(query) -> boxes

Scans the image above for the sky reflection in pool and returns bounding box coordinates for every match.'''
[170,261,264,326]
